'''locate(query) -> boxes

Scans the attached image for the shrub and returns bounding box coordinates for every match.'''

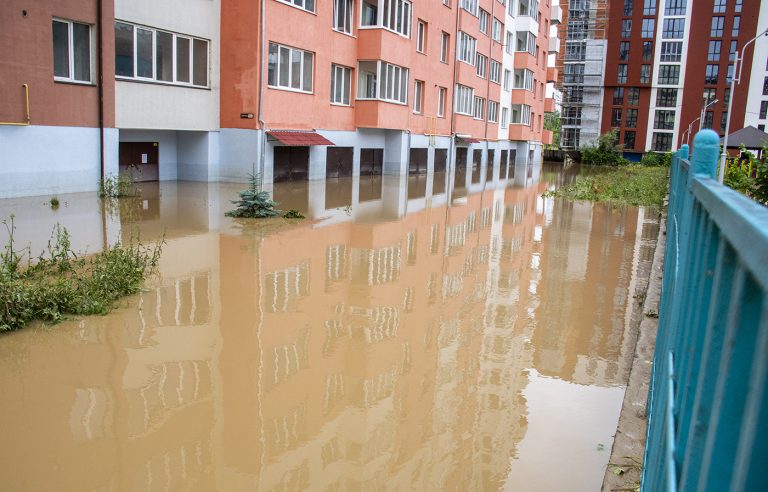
[225,173,281,218]
[640,152,671,167]
[99,174,137,198]
[50,196,60,209]
[580,130,630,166]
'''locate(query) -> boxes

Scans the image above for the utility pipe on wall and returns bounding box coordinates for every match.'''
[97,0,105,179]
[0,84,30,126]
[258,0,268,188]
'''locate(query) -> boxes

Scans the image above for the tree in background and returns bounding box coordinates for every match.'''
[544,111,561,149]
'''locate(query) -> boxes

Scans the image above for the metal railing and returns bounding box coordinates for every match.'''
[642,130,768,491]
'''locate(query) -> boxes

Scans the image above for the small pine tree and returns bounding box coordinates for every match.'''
[225,174,280,218]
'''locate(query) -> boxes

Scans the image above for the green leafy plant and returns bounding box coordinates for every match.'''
[580,130,631,166]
[0,216,163,331]
[50,196,60,209]
[282,209,305,219]
[544,111,561,149]
[640,152,671,167]
[99,174,137,198]
[543,166,668,207]
[225,173,281,218]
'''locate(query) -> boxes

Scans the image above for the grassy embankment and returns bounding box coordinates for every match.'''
[0,217,163,332]
[545,165,669,208]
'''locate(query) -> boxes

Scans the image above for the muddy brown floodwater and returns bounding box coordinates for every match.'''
[0,166,659,491]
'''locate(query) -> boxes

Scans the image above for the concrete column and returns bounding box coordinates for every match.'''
[383,130,408,176]
[307,179,326,219]
[308,145,327,180]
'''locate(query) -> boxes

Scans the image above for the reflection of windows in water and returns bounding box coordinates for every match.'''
[476,244,489,265]
[480,207,492,229]
[350,246,401,285]
[360,366,397,408]
[349,305,399,343]
[265,261,310,312]
[463,254,475,276]
[445,222,467,256]
[505,202,526,225]
[467,211,477,232]
[500,236,524,263]
[129,439,210,491]
[498,271,519,290]
[441,273,463,301]
[323,319,349,356]
[267,329,309,387]
[323,373,345,414]
[401,341,412,375]
[128,360,213,436]
[403,286,414,312]
[427,272,438,303]
[70,387,113,441]
[438,318,459,348]
[405,231,417,265]
[429,223,440,254]
[266,404,306,456]
[325,244,346,288]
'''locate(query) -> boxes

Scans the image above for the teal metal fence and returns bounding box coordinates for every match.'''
[642,130,768,491]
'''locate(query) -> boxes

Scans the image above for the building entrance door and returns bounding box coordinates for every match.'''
[119,142,159,182]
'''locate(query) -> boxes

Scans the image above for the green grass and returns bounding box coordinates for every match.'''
[544,165,668,208]
[1,216,163,332]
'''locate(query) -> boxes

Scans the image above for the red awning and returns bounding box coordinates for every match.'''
[267,130,334,146]
[458,136,481,144]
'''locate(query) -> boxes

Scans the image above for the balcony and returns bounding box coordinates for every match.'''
[544,97,556,113]
[546,67,558,83]
[357,28,411,68]
[551,5,563,25]
[548,36,560,54]
[509,124,533,142]
[355,99,409,130]
[542,130,554,145]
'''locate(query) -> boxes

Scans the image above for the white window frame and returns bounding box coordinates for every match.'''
[490,59,501,84]
[473,96,485,120]
[357,60,409,104]
[503,69,511,91]
[268,42,315,93]
[458,31,476,65]
[416,20,426,53]
[52,18,93,84]
[488,101,498,123]
[440,31,450,63]
[505,31,513,55]
[501,107,509,128]
[333,0,354,35]
[455,84,474,115]
[510,103,531,125]
[277,0,316,14]
[360,0,412,38]
[461,0,479,16]
[476,52,487,78]
[437,86,447,117]
[513,68,534,91]
[330,63,352,105]
[478,9,489,34]
[492,18,502,42]
[413,79,424,113]
[114,20,210,88]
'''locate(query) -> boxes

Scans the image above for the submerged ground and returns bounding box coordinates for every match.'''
[0,166,658,491]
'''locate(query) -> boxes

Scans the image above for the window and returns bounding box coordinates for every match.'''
[736,0,743,13]
[763,77,768,96]
[53,19,92,83]
[726,64,734,84]
[492,19,502,42]
[513,69,534,91]
[730,41,738,62]
[703,88,717,106]
[115,21,209,87]
[720,111,728,132]
[732,17,740,37]
[562,106,582,126]
[613,87,625,105]
[565,42,586,61]
[656,88,677,107]
[515,32,537,56]
[279,0,315,13]
[703,111,714,129]
[622,20,632,39]
[455,84,474,115]
[708,41,721,62]
[713,0,726,13]
[643,42,653,62]
[479,9,489,34]
[440,32,450,63]
[623,0,633,16]
[627,87,640,106]
[654,110,675,130]
[658,65,680,85]
[705,64,719,85]
[663,19,685,39]
[641,65,651,84]
[519,0,539,19]
[619,42,630,61]
[490,60,501,83]
[503,69,511,90]
[618,64,628,84]
[624,131,636,149]
[437,87,446,117]
[510,104,532,125]
[444,0,451,5]
[652,132,673,151]
[611,108,622,128]
[501,107,509,128]
[642,19,655,39]
[643,0,656,15]
[723,88,730,107]
[415,20,426,53]
[665,0,686,16]
[458,32,477,64]
[711,17,724,37]
[660,42,682,62]
[760,101,768,119]
[488,101,499,123]
[357,60,409,103]
[461,0,478,15]
[330,64,352,105]
[626,109,638,128]
[413,80,424,113]
[505,31,513,55]
[268,42,314,92]
[361,0,412,37]
[568,19,589,40]
[563,64,584,84]
[476,53,487,78]
[333,0,354,34]
[473,96,485,119]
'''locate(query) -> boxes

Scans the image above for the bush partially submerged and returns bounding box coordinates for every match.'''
[226,174,281,218]
[99,174,137,198]
[1,217,163,332]
[580,130,631,166]
[640,152,672,167]
[544,166,668,208]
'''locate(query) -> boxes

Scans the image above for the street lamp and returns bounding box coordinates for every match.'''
[683,117,701,146]
[719,26,768,183]
[699,98,719,131]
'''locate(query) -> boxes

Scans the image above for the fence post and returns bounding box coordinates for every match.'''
[691,130,720,179]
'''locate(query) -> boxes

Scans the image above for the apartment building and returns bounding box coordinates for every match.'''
[555,0,767,154]
[1,0,558,198]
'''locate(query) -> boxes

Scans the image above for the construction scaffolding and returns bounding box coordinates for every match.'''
[557,0,610,149]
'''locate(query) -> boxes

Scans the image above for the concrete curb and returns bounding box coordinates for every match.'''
[602,208,667,492]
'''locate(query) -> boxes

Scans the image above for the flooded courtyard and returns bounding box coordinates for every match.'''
[0,165,659,491]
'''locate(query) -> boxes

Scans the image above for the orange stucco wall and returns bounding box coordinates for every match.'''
[0,0,115,128]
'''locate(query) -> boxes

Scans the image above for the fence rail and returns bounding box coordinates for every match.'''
[643,130,768,491]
